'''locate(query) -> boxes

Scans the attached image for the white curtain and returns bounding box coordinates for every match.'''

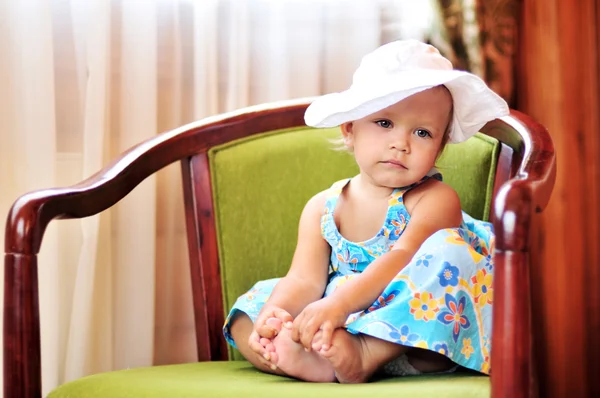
[0,0,437,395]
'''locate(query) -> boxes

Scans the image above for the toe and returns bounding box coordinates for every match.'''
[266,317,283,334]
[318,344,336,359]
[265,342,276,352]
[311,330,322,352]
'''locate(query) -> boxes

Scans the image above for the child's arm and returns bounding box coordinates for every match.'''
[292,182,462,350]
[254,191,331,336]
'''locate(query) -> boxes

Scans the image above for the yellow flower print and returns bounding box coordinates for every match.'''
[414,340,428,349]
[461,338,474,359]
[467,246,485,263]
[481,356,491,374]
[245,288,260,300]
[409,292,439,321]
[388,190,403,205]
[446,229,485,263]
[367,246,385,257]
[472,269,493,307]
[479,238,490,257]
[445,229,467,246]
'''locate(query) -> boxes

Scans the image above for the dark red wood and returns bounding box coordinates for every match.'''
[191,154,228,361]
[487,110,557,232]
[180,156,212,362]
[181,154,228,361]
[3,254,41,398]
[487,110,556,398]
[4,99,309,256]
[492,250,536,398]
[490,143,514,214]
[3,98,555,398]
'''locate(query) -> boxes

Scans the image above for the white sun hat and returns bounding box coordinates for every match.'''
[304,39,509,143]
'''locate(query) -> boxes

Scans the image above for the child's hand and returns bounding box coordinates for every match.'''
[248,329,278,370]
[255,305,293,339]
[291,297,348,352]
[248,306,293,368]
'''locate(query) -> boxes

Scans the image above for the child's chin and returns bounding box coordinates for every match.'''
[374,175,415,189]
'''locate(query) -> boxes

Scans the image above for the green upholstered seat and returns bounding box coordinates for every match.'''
[49,361,490,397]
[49,126,497,397]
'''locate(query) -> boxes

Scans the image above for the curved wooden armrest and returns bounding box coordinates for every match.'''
[491,110,556,251]
[489,110,555,398]
[4,99,311,256]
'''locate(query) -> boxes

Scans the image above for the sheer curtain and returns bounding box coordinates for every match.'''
[0,0,440,394]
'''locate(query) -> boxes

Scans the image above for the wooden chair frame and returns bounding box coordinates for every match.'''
[3,98,556,398]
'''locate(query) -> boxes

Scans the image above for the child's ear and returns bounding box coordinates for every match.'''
[340,122,354,148]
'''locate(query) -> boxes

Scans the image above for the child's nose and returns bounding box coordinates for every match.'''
[389,132,410,153]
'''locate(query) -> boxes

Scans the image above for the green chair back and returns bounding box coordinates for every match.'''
[208,127,499,360]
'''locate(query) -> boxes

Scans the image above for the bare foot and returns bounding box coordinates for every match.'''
[269,326,336,382]
[315,329,407,383]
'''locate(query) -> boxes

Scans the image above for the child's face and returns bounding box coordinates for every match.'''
[341,86,452,189]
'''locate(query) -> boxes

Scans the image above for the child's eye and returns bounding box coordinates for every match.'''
[415,128,432,138]
[375,119,393,129]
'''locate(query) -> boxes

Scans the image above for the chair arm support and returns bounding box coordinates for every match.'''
[492,111,556,251]
[4,99,312,256]
[5,125,209,256]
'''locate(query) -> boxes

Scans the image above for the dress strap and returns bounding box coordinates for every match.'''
[322,178,350,217]
[320,178,351,249]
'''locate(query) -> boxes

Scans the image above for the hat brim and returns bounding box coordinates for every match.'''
[304,69,509,143]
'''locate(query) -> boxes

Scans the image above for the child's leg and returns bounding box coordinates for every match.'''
[314,329,457,383]
[314,329,409,383]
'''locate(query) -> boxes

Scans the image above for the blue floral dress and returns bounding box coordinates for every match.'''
[223,173,494,375]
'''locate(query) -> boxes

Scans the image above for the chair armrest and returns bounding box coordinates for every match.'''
[492,110,557,251]
[5,99,311,256]
[5,122,206,255]
[490,110,555,398]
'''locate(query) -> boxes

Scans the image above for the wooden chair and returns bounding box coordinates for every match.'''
[3,98,556,398]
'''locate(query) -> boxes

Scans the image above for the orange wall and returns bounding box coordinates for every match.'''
[517,1,599,397]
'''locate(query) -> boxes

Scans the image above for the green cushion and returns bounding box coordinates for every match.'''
[209,127,499,360]
[435,134,499,221]
[48,361,489,397]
